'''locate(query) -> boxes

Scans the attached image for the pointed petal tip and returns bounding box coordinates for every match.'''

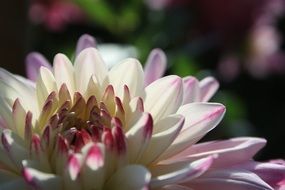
[76,34,97,55]
[25,52,52,81]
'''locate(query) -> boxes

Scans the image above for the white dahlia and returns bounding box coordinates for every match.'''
[1,35,283,190]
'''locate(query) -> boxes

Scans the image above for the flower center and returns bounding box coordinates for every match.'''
[37,84,127,153]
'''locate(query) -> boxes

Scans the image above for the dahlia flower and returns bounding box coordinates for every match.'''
[0,35,284,189]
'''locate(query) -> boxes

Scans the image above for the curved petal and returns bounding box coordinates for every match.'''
[144,75,183,123]
[105,165,151,190]
[199,77,219,102]
[0,68,37,112]
[76,34,97,56]
[139,114,184,165]
[22,167,62,190]
[236,161,285,188]
[163,137,266,168]
[160,103,225,159]
[53,53,75,95]
[126,112,153,163]
[1,129,29,169]
[36,67,58,110]
[182,76,199,104]
[187,168,273,190]
[150,156,214,189]
[109,58,144,99]
[74,48,108,94]
[25,52,52,81]
[144,48,167,86]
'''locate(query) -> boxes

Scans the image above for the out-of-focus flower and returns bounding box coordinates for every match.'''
[246,0,285,78]
[218,0,285,79]
[29,0,85,31]
[0,35,284,189]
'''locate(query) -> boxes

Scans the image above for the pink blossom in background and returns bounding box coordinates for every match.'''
[246,0,285,78]
[29,0,85,31]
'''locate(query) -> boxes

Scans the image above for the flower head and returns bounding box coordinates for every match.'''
[0,35,284,189]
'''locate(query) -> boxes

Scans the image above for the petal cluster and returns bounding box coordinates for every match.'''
[0,34,284,190]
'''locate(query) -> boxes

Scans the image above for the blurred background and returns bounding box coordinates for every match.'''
[1,0,284,160]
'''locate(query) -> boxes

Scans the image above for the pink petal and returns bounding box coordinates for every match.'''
[150,156,214,188]
[187,168,273,190]
[163,137,266,168]
[25,52,52,81]
[236,161,285,188]
[75,34,97,56]
[144,48,167,86]
[160,103,225,160]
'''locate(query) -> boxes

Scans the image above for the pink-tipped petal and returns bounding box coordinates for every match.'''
[81,143,105,189]
[160,103,226,159]
[164,137,267,168]
[22,167,61,190]
[150,156,214,188]
[199,77,219,102]
[76,34,97,56]
[74,48,108,94]
[139,114,184,165]
[144,75,183,123]
[144,48,167,86]
[109,58,144,99]
[182,76,200,104]
[53,54,75,95]
[25,52,52,82]
[187,168,273,190]
[67,154,81,181]
[126,112,153,163]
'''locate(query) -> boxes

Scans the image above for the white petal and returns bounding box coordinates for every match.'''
[199,77,219,102]
[150,156,214,188]
[160,103,225,159]
[12,99,26,138]
[109,58,144,98]
[22,167,62,190]
[74,48,108,94]
[126,112,153,163]
[182,76,199,104]
[81,143,105,190]
[139,115,184,165]
[144,75,183,123]
[63,154,82,190]
[0,98,14,130]
[36,67,57,110]
[1,129,29,169]
[53,53,75,95]
[0,68,36,112]
[105,165,151,190]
